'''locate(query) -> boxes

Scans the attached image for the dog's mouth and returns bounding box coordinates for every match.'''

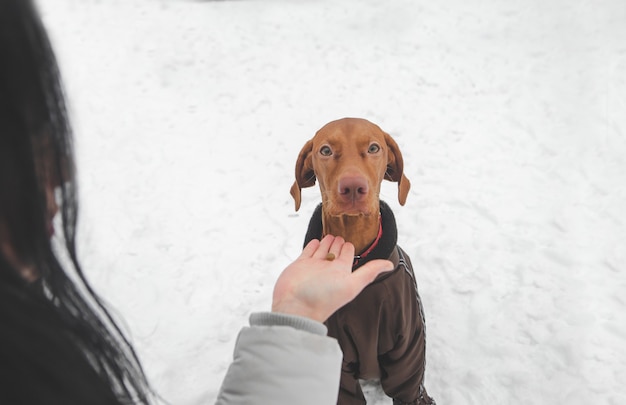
[329,211,373,220]
[325,199,374,217]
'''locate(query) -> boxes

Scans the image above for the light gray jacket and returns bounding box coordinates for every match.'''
[215,312,342,405]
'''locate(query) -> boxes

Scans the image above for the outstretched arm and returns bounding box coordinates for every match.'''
[215,235,393,405]
[272,235,393,322]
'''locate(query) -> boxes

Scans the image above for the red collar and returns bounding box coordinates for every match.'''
[353,216,383,267]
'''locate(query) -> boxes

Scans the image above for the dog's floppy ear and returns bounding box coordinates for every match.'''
[383,132,411,206]
[289,139,316,211]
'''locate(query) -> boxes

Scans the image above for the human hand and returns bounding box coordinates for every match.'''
[272,235,394,323]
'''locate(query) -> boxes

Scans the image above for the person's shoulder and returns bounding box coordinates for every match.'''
[0,273,121,405]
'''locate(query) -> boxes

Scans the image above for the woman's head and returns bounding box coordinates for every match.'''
[0,1,153,403]
[0,0,75,278]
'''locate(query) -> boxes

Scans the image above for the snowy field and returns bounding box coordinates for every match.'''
[38,0,625,404]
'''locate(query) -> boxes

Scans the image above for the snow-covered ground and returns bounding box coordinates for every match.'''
[38,0,625,404]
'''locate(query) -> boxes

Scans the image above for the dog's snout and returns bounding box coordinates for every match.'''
[338,176,369,202]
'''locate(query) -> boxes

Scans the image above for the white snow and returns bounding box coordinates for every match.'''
[37,0,625,404]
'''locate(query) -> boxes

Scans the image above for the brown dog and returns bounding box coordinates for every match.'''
[290,118,434,405]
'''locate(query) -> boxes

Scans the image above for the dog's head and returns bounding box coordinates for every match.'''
[290,118,410,215]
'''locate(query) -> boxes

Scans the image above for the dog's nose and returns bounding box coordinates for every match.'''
[338,175,369,202]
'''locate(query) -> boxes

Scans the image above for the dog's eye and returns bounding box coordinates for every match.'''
[320,145,332,156]
[368,143,381,154]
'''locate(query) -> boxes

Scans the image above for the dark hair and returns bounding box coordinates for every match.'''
[0,1,153,403]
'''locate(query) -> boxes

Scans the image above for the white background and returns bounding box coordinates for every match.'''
[38,0,625,404]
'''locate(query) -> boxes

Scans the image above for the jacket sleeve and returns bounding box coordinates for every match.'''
[215,312,343,405]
